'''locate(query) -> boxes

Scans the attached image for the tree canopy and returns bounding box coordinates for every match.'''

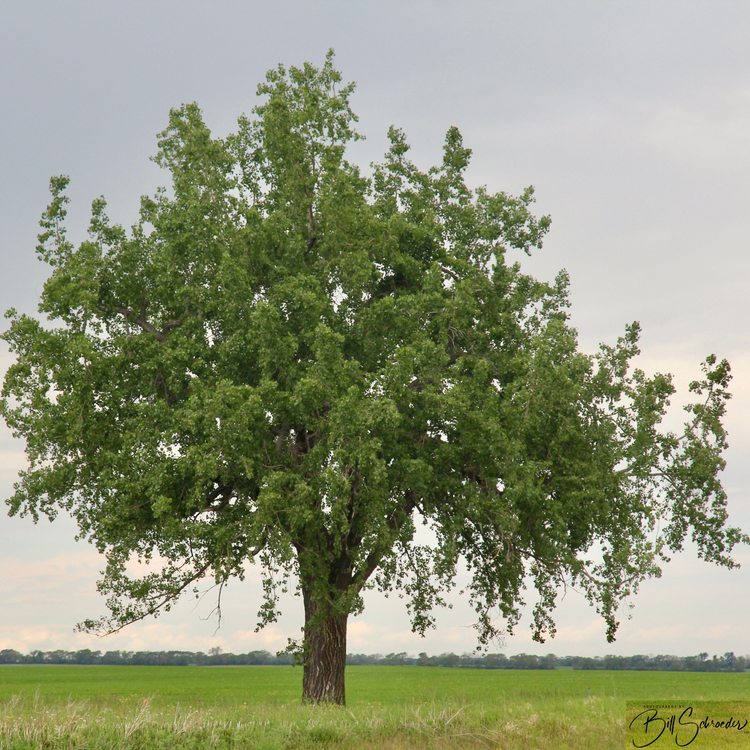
[2,52,745,704]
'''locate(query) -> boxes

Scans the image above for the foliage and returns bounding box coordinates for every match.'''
[1,51,745,683]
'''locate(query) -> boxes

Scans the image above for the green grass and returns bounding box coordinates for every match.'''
[1,666,750,748]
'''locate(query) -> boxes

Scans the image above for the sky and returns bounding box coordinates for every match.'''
[1,0,749,659]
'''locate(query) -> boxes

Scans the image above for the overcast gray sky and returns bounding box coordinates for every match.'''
[2,0,749,658]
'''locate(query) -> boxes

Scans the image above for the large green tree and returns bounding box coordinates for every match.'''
[2,53,745,704]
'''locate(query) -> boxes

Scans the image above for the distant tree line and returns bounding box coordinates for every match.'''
[0,648,293,666]
[0,649,746,672]
[348,652,748,671]
[346,652,559,669]
[562,652,748,673]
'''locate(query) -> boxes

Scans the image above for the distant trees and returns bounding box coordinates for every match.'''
[0,649,23,664]
[414,652,556,669]
[0,648,745,671]
[0,648,293,666]
[560,652,747,672]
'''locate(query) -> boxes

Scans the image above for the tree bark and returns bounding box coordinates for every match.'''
[301,586,348,705]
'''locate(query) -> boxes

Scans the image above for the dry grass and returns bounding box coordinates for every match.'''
[0,691,623,749]
[3,666,749,749]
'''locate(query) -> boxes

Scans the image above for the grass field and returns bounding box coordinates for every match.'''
[1,665,749,749]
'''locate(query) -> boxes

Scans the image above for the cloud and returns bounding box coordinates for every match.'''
[624,624,686,645]
[0,626,103,653]
[544,618,607,645]
[0,550,103,598]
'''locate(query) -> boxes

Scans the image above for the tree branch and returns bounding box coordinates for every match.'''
[353,490,419,587]
[97,298,183,343]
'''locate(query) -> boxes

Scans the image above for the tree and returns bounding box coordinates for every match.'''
[1,52,745,705]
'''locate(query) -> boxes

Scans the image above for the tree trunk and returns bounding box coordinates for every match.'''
[301,586,348,705]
